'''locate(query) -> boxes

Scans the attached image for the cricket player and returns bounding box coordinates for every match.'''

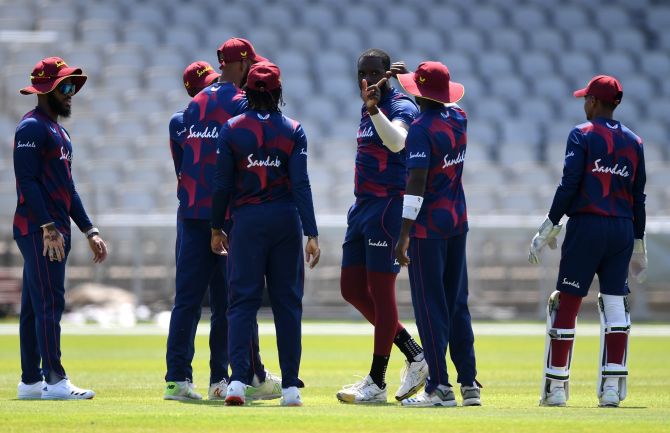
[14,57,108,400]
[336,49,428,404]
[394,61,481,407]
[211,61,320,407]
[529,75,647,408]
[164,39,280,401]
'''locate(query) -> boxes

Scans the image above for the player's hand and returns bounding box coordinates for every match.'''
[211,229,229,256]
[87,234,108,264]
[42,223,65,262]
[528,216,562,264]
[395,234,411,267]
[390,62,409,77]
[629,237,648,283]
[305,236,320,269]
[361,72,391,112]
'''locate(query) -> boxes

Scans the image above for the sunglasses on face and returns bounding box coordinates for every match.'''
[57,82,76,96]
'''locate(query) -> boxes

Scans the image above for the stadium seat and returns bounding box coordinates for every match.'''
[78,19,119,45]
[528,29,566,54]
[567,29,606,55]
[487,29,526,53]
[509,7,548,28]
[599,52,636,76]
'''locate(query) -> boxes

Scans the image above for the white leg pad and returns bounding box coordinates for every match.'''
[598,294,631,400]
[541,291,576,403]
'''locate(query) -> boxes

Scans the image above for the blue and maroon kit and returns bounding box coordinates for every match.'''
[13,106,94,384]
[548,118,646,297]
[165,82,266,385]
[405,104,476,392]
[212,110,317,388]
[342,87,418,274]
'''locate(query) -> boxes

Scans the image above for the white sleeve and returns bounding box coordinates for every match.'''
[369,110,408,153]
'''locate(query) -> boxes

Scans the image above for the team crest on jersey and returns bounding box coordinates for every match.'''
[257,113,270,120]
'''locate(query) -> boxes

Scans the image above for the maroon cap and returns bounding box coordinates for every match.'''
[246,61,281,91]
[183,61,220,93]
[20,56,87,95]
[573,75,623,104]
[217,37,268,65]
[397,61,464,104]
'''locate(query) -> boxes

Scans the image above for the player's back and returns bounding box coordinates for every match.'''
[407,104,468,239]
[568,117,644,219]
[221,110,303,208]
[178,82,248,219]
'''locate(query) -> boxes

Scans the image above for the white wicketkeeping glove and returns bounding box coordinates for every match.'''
[629,236,648,283]
[528,216,563,264]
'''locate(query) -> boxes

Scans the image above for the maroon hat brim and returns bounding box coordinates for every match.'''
[20,68,87,95]
[573,88,588,98]
[397,72,465,104]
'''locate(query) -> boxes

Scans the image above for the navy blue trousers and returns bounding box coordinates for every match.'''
[16,231,71,384]
[227,202,304,388]
[408,233,476,393]
[166,218,264,384]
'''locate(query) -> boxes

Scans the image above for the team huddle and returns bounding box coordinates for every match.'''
[12,36,647,409]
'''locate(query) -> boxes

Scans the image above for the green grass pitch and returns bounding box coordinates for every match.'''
[0,327,668,432]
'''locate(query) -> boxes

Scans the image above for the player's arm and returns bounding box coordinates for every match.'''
[630,143,648,282]
[211,124,234,255]
[548,129,587,225]
[288,125,320,268]
[362,74,409,152]
[395,126,430,266]
[168,112,185,179]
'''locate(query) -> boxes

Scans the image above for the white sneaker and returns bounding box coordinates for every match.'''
[42,379,95,400]
[401,387,457,407]
[18,381,45,400]
[540,386,566,407]
[163,381,202,401]
[599,386,621,408]
[208,379,228,400]
[281,386,303,406]
[460,382,482,406]
[395,358,428,401]
[336,375,387,404]
[225,380,247,406]
[246,370,282,400]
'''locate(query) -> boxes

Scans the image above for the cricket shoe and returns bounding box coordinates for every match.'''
[599,386,621,408]
[395,358,428,401]
[246,370,282,400]
[540,386,566,407]
[401,386,457,407]
[18,381,45,400]
[280,386,303,407]
[42,379,95,400]
[336,375,387,404]
[208,379,228,400]
[163,380,202,401]
[460,382,482,406]
[225,380,247,406]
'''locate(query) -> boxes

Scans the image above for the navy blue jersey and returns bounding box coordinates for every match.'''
[212,110,318,237]
[549,117,646,238]
[13,107,92,238]
[169,109,187,179]
[355,87,418,199]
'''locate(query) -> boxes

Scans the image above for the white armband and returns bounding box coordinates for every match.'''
[85,227,100,238]
[402,194,423,220]
[369,111,407,153]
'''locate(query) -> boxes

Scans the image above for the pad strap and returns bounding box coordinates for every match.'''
[544,367,570,382]
[601,364,628,378]
[604,321,631,334]
[548,328,575,340]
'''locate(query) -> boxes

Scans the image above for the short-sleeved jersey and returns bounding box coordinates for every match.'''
[549,117,646,238]
[13,107,92,238]
[355,87,418,199]
[179,81,248,219]
[406,105,468,239]
[168,109,187,179]
[213,111,318,237]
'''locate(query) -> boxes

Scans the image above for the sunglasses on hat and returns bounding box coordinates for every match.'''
[57,82,76,96]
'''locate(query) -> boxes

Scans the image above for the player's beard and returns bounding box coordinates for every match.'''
[47,92,71,118]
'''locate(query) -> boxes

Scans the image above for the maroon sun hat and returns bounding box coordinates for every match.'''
[573,75,623,104]
[183,61,220,93]
[397,61,464,104]
[217,37,268,66]
[246,61,281,91]
[19,56,87,95]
